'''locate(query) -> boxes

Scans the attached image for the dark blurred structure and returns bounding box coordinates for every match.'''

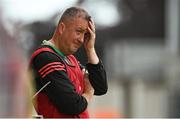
[96,0,164,38]
[27,21,55,53]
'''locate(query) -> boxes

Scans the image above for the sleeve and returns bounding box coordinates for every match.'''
[86,60,108,95]
[32,52,88,115]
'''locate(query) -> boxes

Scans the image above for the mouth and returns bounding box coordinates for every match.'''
[74,43,82,49]
[72,45,80,51]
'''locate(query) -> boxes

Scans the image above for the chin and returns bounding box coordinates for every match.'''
[73,47,79,52]
[72,49,78,54]
[68,49,77,55]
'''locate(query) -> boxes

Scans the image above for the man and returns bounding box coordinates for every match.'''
[29,7,108,118]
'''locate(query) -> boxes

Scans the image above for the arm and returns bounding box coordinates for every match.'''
[32,52,92,115]
[86,61,107,95]
[84,18,108,95]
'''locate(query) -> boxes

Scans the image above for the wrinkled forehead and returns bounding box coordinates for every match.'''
[66,17,89,30]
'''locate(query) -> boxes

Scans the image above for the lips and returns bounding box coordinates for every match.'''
[74,43,82,48]
[72,44,79,51]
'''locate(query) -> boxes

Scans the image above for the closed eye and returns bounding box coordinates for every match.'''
[76,30,83,35]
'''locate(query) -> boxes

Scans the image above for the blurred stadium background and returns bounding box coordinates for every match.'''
[0,0,180,118]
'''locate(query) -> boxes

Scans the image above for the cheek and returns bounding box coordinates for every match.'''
[64,31,79,43]
[72,32,79,38]
[71,33,80,42]
[67,34,77,44]
[63,32,74,41]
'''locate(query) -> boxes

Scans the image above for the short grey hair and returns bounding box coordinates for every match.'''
[58,7,91,24]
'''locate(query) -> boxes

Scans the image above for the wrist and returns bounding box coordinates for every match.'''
[82,92,94,103]
[86,48,99,64]
[85,47,95,53]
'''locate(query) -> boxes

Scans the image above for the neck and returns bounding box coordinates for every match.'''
[49,35,60,49]
[49,38,56,46]
[50,37,67,56]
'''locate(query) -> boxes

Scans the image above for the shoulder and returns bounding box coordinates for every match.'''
[31,46,64,70]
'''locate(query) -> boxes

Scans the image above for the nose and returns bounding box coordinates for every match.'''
[77,35,84,44]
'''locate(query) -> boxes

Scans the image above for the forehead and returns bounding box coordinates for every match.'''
[69,17,89,30]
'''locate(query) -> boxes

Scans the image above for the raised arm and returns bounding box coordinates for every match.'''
[83,18,108,95]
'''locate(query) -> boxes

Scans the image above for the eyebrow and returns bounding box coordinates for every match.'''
[76,28,87,33]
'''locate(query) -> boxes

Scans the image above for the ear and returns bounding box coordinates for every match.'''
[58,22,65,35]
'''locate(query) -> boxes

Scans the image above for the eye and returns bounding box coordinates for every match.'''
[76,30,82,35]
[84,33,88,36]
[84,32,90,39]
[85,32,90,36]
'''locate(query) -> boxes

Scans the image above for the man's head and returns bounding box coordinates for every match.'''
[53,7,91,55]
[59,7,90,25]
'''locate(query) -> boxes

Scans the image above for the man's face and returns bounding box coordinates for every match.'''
[60,17,89,55]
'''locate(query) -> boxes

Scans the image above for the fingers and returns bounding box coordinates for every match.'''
[88,18,95,33]
[87,27,93,35]
[90,18,95,26]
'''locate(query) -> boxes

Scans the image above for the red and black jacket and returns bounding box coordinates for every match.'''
[29,45,107,118]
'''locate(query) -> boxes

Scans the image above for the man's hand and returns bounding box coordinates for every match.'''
[84,18,99,64]
[84,18,96,51]
[82,76,94,103]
